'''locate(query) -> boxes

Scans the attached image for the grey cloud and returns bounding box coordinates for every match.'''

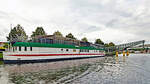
[0,0,150,43]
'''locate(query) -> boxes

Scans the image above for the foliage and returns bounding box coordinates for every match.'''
[81,37,88,42]
[31,27,46,38]
[109,42,115,46]
[53,31,63,37]
[7,24,28,42]
[104,43,109,47]
[3,43,9,48]
[95,39,104,45]
[104,42,115,47]
[65,33,76,39]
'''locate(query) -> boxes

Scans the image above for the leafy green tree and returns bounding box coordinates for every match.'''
[3,43,9,48]
[109,42,115,46]
[31,27,46,38]
[95,39,104,45]
[66,33,76,39]
[104,43,109,47]
[7,24,28,42]
[81,37,88,42]
[53,31,63,37]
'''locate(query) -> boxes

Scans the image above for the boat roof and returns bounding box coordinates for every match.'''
[12,42,104,50]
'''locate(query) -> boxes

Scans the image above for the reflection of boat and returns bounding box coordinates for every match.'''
[3,42,105,64]
[134,51,141,54]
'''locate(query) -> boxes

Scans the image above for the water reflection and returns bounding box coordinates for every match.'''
[1,55,150,84]
[123,56,126,62]
[0,61,4,65]
[115,56,119,64]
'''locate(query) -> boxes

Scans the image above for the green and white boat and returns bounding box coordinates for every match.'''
[3,42,105,63]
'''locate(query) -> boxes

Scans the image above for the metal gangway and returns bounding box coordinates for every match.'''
[105,40,145,52]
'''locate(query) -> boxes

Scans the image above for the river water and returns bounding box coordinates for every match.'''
[0,54,150,84]
[71,54,150,84]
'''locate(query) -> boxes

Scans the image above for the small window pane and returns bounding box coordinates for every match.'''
[30,47,32,51]
[19,46,21,51]
[73,49,76,52]
[66,49,69,51]
[25,47,27,51]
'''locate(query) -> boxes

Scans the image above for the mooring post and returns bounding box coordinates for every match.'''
[126,50,129,56]
[123,50,125,56]
[116,51,118,57]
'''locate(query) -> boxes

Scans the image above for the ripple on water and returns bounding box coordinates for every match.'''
[70,54,150,84]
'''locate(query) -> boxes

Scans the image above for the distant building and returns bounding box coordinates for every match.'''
[30,34,80,46]
[29,34,104,49]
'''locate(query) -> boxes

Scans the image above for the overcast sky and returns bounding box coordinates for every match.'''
[0,0,150,44]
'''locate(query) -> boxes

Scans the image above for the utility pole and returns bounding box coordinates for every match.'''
[143,40,145,49]
[9,24,13,51]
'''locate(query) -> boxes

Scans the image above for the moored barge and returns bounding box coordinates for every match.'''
[3,42,105,64]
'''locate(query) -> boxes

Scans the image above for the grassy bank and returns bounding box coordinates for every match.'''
[9,64,91,84]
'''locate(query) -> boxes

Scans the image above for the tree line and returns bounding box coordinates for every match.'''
[7,24,115,47]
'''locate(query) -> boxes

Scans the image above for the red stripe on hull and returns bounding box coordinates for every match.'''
[8,53,105,56]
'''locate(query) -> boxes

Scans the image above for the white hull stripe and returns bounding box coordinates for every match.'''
[8,53,105,57]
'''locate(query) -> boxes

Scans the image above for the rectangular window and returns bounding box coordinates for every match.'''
[30,47,32,51]
[25,47,27,51]
[66,49,69,51]
[87,50,89,52]
[19,46,21,51]
[13,47,15,52]
[73,49,76,52]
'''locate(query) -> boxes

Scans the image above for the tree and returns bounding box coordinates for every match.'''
[81,37,88,42]
[66,33,76,39]
[104,43,109,47]
[31,27,46,38]
[109,42,115,46]
[95,39,104,45]
[53,31,63,37]
[7,24,28,42]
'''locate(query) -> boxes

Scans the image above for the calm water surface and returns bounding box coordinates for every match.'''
[71,54,150,84]
[0,54,150,84]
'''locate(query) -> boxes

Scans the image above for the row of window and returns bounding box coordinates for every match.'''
[61,49,76,52]
[13,47,102,53]
[80,49,102,52]
[60,49,101,53]
[80,49,89,52]
[13,47,32,51]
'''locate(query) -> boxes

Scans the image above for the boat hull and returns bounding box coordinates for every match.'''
[3,53,105,64]
[4,55,105,64]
